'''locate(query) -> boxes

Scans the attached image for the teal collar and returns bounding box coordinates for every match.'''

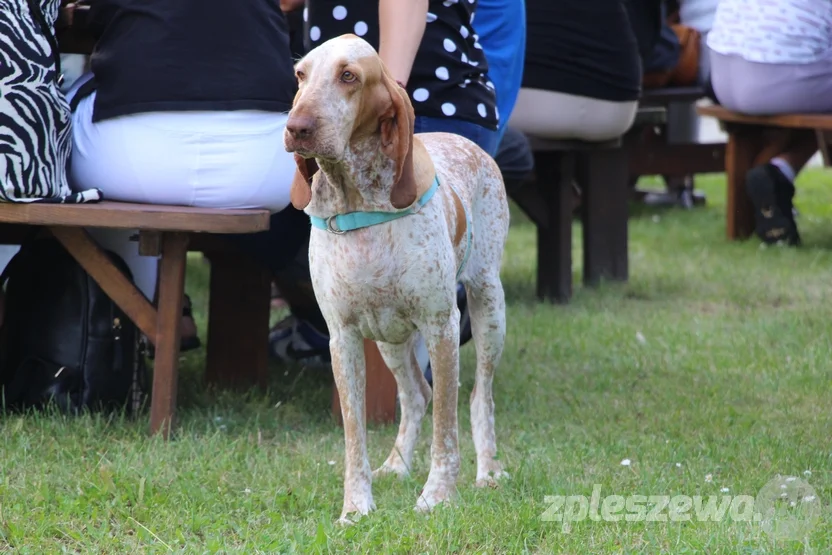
[310,176,440,234]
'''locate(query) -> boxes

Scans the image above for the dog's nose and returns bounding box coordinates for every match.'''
[286,114,316,140]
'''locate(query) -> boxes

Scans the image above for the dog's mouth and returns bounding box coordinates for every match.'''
[290,146,340,165]
[285,139,322,158]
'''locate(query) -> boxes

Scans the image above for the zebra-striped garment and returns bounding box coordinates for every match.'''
[0,0,100,203]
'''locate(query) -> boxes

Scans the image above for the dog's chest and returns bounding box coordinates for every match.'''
[309,208,458,343]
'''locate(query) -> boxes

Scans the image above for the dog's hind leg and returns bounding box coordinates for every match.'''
[374,335,432,478]
[465,276,509,487]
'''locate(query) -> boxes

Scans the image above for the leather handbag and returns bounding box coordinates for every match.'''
[0,235,147,415]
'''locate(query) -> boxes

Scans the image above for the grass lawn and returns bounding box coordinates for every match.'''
[2,169,832,553]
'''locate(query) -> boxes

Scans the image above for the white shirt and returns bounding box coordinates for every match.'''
[707,0,832,64]
[680,0,719,33]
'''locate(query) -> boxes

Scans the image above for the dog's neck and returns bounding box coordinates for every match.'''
[308,135,398,217]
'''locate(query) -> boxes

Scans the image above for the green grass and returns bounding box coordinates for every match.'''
[2,170,832,553]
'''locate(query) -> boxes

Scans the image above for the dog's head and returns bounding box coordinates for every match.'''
[283,34,417,211]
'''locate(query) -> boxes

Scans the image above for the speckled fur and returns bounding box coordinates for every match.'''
[284,35,509,523]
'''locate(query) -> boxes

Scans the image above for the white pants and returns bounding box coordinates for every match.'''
[62,73,296,299]
[508,88,638,142]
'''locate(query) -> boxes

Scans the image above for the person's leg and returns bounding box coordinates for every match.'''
[508,88,638,142]
[745,131,817,245]
[494,126,534,192]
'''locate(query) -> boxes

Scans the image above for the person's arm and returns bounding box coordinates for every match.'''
[378,0,428,86]
[280,0,304,13]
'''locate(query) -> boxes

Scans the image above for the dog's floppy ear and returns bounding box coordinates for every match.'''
[379,73,417,209]
[290,154,318,210]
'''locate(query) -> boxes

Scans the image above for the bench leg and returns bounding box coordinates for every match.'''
[205,251,271,390]
[725,129,763,240]
[150,232,189,438]
[534,152,574,303]
[332,340,398,425]
[580,148,629,286]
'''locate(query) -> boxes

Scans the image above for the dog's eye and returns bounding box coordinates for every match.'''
[296,70,305,82]
[341,70,357,83]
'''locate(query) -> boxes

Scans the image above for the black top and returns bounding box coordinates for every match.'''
[304,0,498,130]
[85,0,297,122]
[626,0,663,63]
[523,0,649,102]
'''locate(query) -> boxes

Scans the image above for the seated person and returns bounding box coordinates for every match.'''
[510,0,658,142]
[708,0,832,245]
[65,0,309,342]
[0,0,102,325]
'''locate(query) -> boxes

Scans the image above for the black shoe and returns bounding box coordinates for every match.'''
[746,164,801,246]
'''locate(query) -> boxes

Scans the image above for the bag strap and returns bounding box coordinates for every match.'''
[25,0,63,86]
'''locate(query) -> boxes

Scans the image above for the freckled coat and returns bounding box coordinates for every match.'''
[284,34,509,523]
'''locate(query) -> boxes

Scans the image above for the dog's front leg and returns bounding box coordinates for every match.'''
[416,312,461,512]
[330,330,376,523]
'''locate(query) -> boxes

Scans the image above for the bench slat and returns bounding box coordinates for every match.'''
[0,201,270,234]
[698,105,832,131]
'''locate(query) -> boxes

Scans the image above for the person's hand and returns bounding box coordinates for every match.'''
[279,0,304,13]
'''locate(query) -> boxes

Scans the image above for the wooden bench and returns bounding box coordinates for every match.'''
[0,201,273,437]
[628,86,726,207]
[696,105,832,239]
[510,106,666,303]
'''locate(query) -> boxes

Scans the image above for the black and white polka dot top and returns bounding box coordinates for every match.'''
[304,0,499,131]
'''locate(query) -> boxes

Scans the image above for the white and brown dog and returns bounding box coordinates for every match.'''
[283,34,509,522]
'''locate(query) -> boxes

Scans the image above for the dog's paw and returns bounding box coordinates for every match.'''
[373,460,410,479]
[338,495,376,524]
[475,469,509,488]
[337,506,375,526]
[475,459,508,488]
[336,513,364,526]
[414,483,457,513]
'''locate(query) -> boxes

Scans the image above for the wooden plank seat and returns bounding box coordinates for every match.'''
[628,86,726,207]
[0,201,270,437]
[511,106,667,303]
[697,104,832,239]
